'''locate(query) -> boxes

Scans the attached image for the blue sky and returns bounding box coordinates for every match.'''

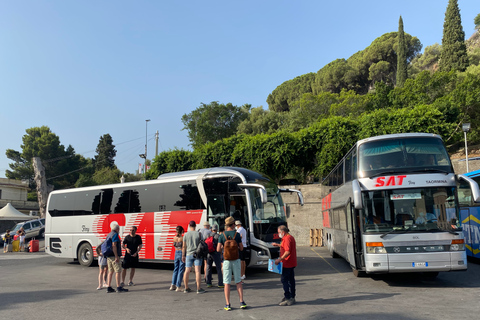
[0,1,478,178]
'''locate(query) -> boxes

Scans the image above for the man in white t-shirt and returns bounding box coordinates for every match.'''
[235,220,247,280]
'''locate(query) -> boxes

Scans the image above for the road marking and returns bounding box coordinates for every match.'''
[310,248,342,274]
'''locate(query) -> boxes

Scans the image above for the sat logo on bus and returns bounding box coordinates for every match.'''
[375,175,406,187]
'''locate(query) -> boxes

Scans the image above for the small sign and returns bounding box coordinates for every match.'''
[268,259,282,274]
[390,193,422,200]
[412,262,428,267]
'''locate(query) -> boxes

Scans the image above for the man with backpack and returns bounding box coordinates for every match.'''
[182,220,206,294]
[205,224,224,288]
[217,216,247,311]
[104,222,128,293]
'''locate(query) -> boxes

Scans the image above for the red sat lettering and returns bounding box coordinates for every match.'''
[375,175,407,187]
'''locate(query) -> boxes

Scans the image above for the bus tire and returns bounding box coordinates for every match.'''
[77,242,94,267]
[352,268,365,277]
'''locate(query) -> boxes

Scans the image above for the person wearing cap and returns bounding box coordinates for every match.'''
[182,220,205,294]
[205,224,224,288]
[272,225,297,306]
[235,220,247,280]
[217,216,247,311]
[199,221,212,281]
[106,221,128,293]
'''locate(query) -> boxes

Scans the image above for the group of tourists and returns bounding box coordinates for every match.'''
[2,228,26,253]
[95,216,297,311]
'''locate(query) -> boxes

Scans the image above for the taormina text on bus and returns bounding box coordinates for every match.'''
[45,167,303,267]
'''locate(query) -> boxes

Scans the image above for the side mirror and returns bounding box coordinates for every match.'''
[238,183,268,204]
[458,175,480,203]
[352,179,363,210]
[279,188,304,206]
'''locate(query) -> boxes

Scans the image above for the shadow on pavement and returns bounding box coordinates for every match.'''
[0,289,83,311]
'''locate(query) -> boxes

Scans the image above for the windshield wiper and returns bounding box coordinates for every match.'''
[407,169,450,175]
[380,227,409,238]
[369,171,401,178]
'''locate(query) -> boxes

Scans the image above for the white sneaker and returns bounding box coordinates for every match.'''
[241,275,246,280]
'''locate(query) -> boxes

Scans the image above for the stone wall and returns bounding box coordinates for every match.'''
[282,184,327,246]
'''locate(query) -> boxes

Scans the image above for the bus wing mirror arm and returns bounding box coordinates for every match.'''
[352,180,363,209]
[238,183,268,204]
[279,188,304,206]
[458,175,480,203]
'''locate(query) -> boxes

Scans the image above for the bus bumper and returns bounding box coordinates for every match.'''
[365,251,467,273]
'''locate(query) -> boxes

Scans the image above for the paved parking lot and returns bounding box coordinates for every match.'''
[1,246,479,319]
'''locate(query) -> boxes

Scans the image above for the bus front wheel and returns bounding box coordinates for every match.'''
[77,243,94,267]
[352,268,365,277]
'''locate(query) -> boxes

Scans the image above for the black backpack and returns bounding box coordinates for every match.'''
[195,234,209,259]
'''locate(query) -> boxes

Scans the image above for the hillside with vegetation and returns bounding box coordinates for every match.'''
[147,5,480,184]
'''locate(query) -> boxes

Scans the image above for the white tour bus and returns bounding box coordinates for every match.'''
[45,167,303,267]
[321,133,480,277]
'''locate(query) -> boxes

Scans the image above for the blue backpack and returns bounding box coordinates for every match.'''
[101,232,114,257]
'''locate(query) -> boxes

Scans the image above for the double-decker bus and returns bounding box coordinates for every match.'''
[458,169,480,259]
[321,133,480,277]
[45,167,303,267]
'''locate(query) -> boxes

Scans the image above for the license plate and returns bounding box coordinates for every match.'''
[412,262,428,267]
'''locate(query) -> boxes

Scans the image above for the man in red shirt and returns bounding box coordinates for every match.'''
[273,225,297,306]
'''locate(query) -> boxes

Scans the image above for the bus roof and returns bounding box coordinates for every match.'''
[48,167,269,195]
[463,169,480,178]
[357,133,442,146]
[158,167,269,183]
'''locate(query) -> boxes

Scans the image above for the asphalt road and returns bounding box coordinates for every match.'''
[1,246,479,320]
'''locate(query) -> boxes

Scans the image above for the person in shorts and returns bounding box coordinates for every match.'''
[96,241,108,290]
[121,226,143,287]
[106,222,128,293]
[218,216,246,311]
[182,220,205,294]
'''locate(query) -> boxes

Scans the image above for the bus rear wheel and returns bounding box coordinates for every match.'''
[78,243,94,267]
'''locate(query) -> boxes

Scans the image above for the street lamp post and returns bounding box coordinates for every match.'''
[139,119,151,176]
[463,123,471,173]
[144,119,150,175]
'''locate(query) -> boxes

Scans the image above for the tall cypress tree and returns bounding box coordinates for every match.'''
[396,16,407,87]
[439,0,469,72]
[94,134,117,171]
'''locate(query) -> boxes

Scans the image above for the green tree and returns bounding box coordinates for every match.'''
[475,13,480,31]
[236,107,286,135]
[266,73,315,112]
[6,126,86,189]
[94,134,117,171]
[181,101,250,148]
[92,167,121,185]
[410,43,442,75]
[396,16,408,87]
[440,0,469,72]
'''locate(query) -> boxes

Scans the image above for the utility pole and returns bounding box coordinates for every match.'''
[155,130,159,157]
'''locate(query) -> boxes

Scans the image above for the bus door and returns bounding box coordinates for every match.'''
[229,193,251,264]
[206,194,228,231]
[346,202,355,266]
[349,203,364,269]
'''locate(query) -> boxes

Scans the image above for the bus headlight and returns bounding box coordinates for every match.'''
[257,249,269,257]
[450,239,465,251]
[366,242,386,254]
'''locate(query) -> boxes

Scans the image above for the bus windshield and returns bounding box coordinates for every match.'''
[362,187,460,233]
[249,182,287,242]
[358,137,453,178]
